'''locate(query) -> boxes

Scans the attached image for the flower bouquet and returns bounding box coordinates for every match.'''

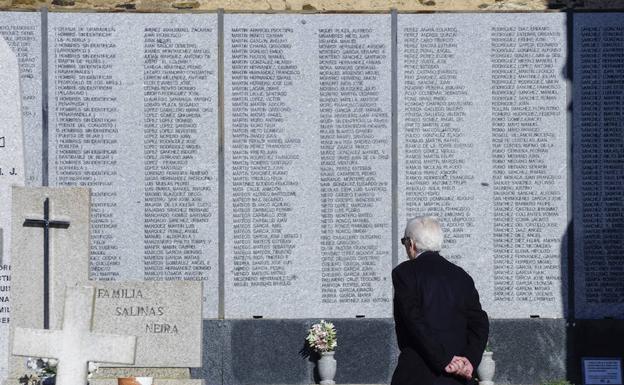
[19,358,57,385]
[19,358,100,385]
[306,320,338,385]
[306,320,337,353]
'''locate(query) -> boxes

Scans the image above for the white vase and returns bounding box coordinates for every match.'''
[318,351,337,385]
[477,351,495,385]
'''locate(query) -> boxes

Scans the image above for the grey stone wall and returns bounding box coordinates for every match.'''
[192,319,568,385]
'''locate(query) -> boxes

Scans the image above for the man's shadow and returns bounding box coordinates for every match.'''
[300,340,322,383]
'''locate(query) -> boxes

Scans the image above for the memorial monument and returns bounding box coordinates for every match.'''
[0,5,622,385]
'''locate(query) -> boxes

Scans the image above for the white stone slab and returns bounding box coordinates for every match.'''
[224,14,393,318]
[0,12,42,186]
[13,286,136,385]
[0,33,26,382]
[91,368,190,379]
[47,13,219,319]
[9,187,91,378]
[398,13,568,318]
[573,13,624,319]
[92,281,202,367]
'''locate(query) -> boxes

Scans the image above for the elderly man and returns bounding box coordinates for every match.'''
[392,216,489,385]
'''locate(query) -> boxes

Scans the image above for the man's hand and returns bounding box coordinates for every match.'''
[444,356,473,379]
[444,356,464,374]
[457,357,473,379]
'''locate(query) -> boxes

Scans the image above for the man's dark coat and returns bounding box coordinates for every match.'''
[392,251,489,385]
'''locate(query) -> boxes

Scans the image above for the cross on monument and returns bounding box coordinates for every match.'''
[22,197,70,329]
[12,286,137,385]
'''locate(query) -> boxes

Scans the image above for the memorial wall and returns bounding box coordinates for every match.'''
[1,11,622,320]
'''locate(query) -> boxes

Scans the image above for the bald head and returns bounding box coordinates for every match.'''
[404,216,443,253]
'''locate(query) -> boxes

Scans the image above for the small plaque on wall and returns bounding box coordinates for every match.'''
[582,358,623,385]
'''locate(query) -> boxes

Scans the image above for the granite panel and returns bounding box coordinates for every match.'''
[47,13,220,318]
[0,12,42,186]
[190,320,228,385]
[489,318,566,385]
[224,14,393,318]
[572,13,624,320]
[0,32,27,382]
[329,319,397,385]
[397,13,569,318]
[209,319,393,385]
[229,320,312,385]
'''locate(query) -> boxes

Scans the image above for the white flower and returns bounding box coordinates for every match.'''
[26,358,39,370]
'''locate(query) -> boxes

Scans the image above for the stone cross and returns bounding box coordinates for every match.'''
[9,187,91,380]
[12,286,136,385]
[23,197,71,330]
